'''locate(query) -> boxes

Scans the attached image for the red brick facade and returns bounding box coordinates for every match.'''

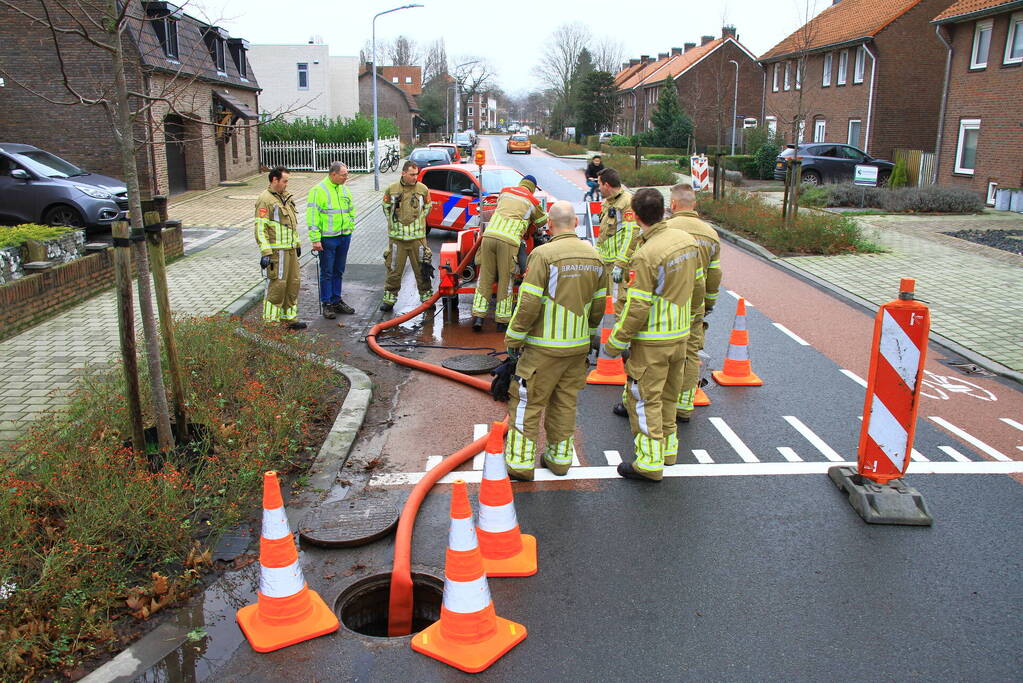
[935,8,1023,197]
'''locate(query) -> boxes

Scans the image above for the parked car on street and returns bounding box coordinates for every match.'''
[418,163,552,232]
[0,143,128,230]
[453,132,475,156]
[427,142,463,164]
[407,147,452,169]
[774,143,894,186]
[598,131,616,143]
[506,134,532,154]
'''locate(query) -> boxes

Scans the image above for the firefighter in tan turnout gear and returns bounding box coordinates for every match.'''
[254,166,306,330]
[594,168,639,302]
[666,183,721,421]
[603,189,702,481]
[503,201,606,481]
[380,161,434,312]
[471,175,548,333]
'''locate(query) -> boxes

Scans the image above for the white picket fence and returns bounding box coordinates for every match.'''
[259,137,400,173]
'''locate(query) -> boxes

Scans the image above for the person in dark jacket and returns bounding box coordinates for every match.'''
[584,155,604,199]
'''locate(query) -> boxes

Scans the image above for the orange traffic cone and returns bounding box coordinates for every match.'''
[587,289,626,385]
[711,298,763,386]
[236,472,339,653]
[694,387,711,406]
[412,480,527,673]
[477,422,537,577]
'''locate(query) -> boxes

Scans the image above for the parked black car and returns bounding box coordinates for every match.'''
[774,143,894,186]
[407,147,451,169]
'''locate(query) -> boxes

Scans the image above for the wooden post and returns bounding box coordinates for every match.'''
[713,154,724,200]
[144,211,188,443]
[782,159,792,221]
[790,159,803,221]
[111,220,146,450]
[634,142,641,170]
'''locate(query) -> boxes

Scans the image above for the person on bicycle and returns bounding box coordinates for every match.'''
[584,155,604,200]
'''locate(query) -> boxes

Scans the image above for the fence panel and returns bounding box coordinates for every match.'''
[260,138,400,173]
[918,152,936,187]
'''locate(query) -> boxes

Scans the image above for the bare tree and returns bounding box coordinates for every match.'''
[592,37,626,74]
[535,22,592,100]
[454,57,496,127]
[389,35,421,66]
[765,0,825,147]
[423,38,448,83]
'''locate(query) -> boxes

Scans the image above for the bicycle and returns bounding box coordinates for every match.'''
[582,179,600,203]
[378,146,400,173]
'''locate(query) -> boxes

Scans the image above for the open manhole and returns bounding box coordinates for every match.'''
[335,572,442,638]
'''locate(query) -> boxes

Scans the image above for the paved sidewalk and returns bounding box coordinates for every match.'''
[0,169,399,442]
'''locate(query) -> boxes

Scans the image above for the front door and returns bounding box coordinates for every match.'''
[164,116,188,195]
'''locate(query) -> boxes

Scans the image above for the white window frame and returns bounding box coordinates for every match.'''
[954,118,981,175]
[1004,12,1023,64]
[795,59,802,90]
[391,76,399,83]
[837,50,848,85]
[822,53,832,87]
[797,119,806,143]
[773,63,780,92]
[766,116,777,135]
[297,62,309,90]
[986,181,998,206]
[854,47,865,83]
[813,119,826,142]
[784,61,791,90]
[468,106,473,116]
[405,76,413,84]
[971,19,993,69]
[847,119,862,146]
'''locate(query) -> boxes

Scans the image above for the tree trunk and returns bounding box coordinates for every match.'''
[111,219,145,449]
[109,0,174,452]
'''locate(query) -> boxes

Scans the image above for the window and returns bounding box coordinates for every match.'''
[822,53,832,86]
[854,47,865,83]
[1004,12,1023,64]
[231,127,238,160]
[766,116,777,135]
[848,119,862,146]
[405,76,413,84]
[447,170,476,195]
[784,61,791,90]
[839,146,866,162]
[795,59,802,89]
[203,30,226,73]
[971,19,993,68]
[468,107,473,116]
[797,119,806,143]
[156,18,179,59]
[837,50,848,84]
[297,63,308,89]
[954,119,980,175]
[813,119,826,142]
[986,181,998,206]
[391,76,399,83]
[772,63,780,92]
[245,126,251,159]
[421,169,449,191]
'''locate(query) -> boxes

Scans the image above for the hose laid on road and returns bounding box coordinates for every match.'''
[363,230,502,635]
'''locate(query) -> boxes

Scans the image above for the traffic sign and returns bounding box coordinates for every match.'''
[854,165,879,186]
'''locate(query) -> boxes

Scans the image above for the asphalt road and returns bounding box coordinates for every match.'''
[134,136,1022,682]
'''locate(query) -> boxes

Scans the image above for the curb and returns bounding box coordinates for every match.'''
[81,334,374,683]
[711,222,1023,386]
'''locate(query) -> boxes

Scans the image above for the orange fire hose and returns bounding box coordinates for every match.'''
[365,232,505,635]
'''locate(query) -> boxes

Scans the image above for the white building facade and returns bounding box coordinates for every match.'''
[248,43,358,121]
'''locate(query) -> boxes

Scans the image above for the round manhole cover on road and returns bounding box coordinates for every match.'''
[441,353,502,375]
[299,497,399,548]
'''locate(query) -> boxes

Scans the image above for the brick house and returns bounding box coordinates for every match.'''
[759,0,949,163]
[464,92,498,131]
[0,0,260,196]
[932,0,1023,203]
[614,27,763,150]
[358,65,423,144]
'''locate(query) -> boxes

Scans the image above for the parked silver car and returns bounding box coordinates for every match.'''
[0,143,129,230]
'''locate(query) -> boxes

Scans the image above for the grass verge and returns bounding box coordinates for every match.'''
[0,224,79,249]
[697,190,883,255]
[0,316,345,679]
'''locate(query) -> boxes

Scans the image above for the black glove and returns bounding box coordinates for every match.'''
[489,357,517,402]
[621,348,631,362]
[506,346,522,361]
[703,320,709,331]
[590,334,601,352]
[260,255,271,269]
[420,259,435,282]
[533,230,550,247]
[296,245,302,257]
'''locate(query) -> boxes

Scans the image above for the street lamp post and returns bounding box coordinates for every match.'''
[729,59,739,155]
[373,3,423,190]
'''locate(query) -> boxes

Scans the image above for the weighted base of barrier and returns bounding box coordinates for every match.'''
[828,466,933,526]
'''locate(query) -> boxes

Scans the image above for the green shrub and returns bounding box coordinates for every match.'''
[798,185,829,208]
[825,183,983,213]
[0,223,78,249]
[619,164,678,188]
[752,144,782,180]
[609,134,636,146]
[585,135,601,151]
[888,157,910,188]
[645,154,685,161]
[259,114,399,143]
[697,190,878,255]
[722,154,757,178]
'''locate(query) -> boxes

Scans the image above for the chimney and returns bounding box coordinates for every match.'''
[622,62,630,70]
[629,58,640,66]
[722,25,737,40]
[671,47,683,56]
[700,35,715,46]
[658,52,669,60]
[640,55,651,64]
[684,42,696,52]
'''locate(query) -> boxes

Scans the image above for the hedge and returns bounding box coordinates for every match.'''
[0,224,78,249]
[259,114,399,143]
[817,184,985,213]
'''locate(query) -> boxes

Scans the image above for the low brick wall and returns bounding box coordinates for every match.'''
[0,225,183,341]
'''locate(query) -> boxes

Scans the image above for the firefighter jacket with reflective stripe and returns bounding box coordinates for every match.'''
[382,180,431,240]
[608,222,701,349]
[254,187,299,254]
[306,178,355,241]
[595,188,638,266]
[505,233,607,356]
[666,210,721,312]
[483,185,548,247]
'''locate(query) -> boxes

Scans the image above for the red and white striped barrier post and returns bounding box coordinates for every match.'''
[829,278,933,525]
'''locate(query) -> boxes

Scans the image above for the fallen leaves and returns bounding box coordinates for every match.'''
[123,572,193,621]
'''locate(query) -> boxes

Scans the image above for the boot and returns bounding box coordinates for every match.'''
[471,316,484,332]
[541,452,571,476]
[322,303,336,319]
[506,464,534,482]
[334,299,355,315]
[612,402,628,417]
[284,321,308,331]
[617,459,662,482]
[379,300,394,312]
[495,322,508,333]
[676,412,691,423]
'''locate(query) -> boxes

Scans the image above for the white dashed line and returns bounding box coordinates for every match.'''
[776,447,803,462]
[937,446,971,463]
[708,417,759,463]
[783,415,845,462]
[425,455,442,470]
[603,450,622,466]
[1000,417,1023,433]
[692,449,714,464]
[472,423,488,469]
[773,323,809,346]
[725,290,753,306]
[928,416,1010,461]
[840,369,868,387]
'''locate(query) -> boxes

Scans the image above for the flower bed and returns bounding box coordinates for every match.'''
[0,224,84,285]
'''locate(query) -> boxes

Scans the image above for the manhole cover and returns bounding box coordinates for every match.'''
[441,353,502,374]
[211,524,253,562]
[299,497,399,548]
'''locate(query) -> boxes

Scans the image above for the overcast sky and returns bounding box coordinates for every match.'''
[199,0,828,95]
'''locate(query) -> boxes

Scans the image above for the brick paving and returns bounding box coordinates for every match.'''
[0,168,399,442]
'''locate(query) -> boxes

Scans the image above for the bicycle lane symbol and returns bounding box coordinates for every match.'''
[918,370,998,401]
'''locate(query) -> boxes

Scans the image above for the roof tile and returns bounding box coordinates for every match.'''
[615,38,727,90]
[934,0,1020,22]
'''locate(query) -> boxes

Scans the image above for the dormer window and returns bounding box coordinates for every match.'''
[203,27,227,74]
[145,2,181,60]
[228,38,249,79]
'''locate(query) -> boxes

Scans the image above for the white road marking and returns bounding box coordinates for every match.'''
[1000,417,1023,433]
[928,416,1010,461]
[425,456,442,470]
[569,445,582,467]
[472,423,488,469]
[840,369,868,387]
[773,323,809,346]
[776,447,803,462]
[708,417,759,462]
[603,450,622,466]
[369,459,1023,486]
[910,449,929,462]
[938,446,971,463]
[725,290,753,306]
[783,415,845,462]
[692,449,714,464]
